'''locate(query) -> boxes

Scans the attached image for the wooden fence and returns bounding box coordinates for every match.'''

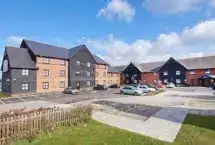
[0,106,91,145]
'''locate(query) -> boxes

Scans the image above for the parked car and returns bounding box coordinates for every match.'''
[108,84,119,88]
[137,85,156,92]
[148,84,158,90]
[120,85,143,95]
[166,83,175,88]
[63,87,79,95]
[94,84,108,90]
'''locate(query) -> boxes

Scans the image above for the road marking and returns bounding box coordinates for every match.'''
[0,99,5,104]
[17,97,27,102]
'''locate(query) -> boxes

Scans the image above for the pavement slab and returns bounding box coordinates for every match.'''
[92,106,187,143]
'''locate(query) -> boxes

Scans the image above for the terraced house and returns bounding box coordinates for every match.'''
[1,40,120,95]
[117,56,215,87]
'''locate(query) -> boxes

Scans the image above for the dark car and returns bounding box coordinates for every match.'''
[63,87,79,95]
[108,84,119,88]
[94,84,108,90]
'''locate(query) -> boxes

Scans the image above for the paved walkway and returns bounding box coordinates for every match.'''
[92,104,187,143]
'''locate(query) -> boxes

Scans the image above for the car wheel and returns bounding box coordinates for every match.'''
[134,92,138,96]
[120,91,124,95]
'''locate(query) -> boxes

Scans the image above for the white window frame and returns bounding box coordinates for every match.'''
[190,70,195,75]
[60,60,66,65]
[87,81,91,86]
[59,81,65,88]
[87,62,91,67]
[176,70,181,75]
[153,72,157,76]
[60,70,65,76]
[22,69,29,76]
[87,72,91,77]
[42,82,49,89]
[21,83,29,90]
[164,79,168,84]
[205,69,211,74]
[176,79,181,84]
[76,72,80,76]
[163,71,168,76]
[76,61,80,66]
[43,58,50,64]
[43,69,49,76]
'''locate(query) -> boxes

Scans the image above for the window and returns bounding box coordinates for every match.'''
[117,74,120,77]
[76,82,80,87]
[87,62,91,67]
[176,71,181,75]
[87,81,91,86]
[176,79,181,84]
[96,72,99,77]
[153,72,157,76]
[42,82,49,89]
[103,80,106,85]
[59,81,65,88]
[96,80,98,84]
[103,72,106,77]
[190,70,195,75]
[87,72,91,77]
[164,79,168,84]
[110,80,112,84]
[76,72,80,76]
[43,58,50,64]
[43,69,49,76]
[154,80,157,83]
[21,83,29,90]
[76,61,80,66]
[22,69,29,76]
[60,60,66,65]
[60,70,65,76]
[205,69,211,74]
[163,71,168,76]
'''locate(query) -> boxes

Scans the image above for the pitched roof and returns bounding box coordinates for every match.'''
[178,55,215,70]
[68,45,85,58]
[115,55,215,73]
[92,54,109,65]
[108,66,120,73]
[22,39,69,59]
[5,46,36,69]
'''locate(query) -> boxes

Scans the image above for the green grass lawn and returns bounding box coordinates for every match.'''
[14,114,215,145]
[0,92,9,98]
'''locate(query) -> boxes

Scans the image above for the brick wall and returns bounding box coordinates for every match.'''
[141,72,160,84]
[186,68,215,86]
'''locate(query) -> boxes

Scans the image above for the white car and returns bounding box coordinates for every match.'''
[120,86,143,95]
[166,83,175,88]
[137,85,156,93]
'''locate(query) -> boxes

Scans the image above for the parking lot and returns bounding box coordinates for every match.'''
[0,88,122,105]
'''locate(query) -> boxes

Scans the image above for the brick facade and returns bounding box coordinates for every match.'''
[141,72,160,84]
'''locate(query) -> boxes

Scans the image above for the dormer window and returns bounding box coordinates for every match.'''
[163,71,168,76]
[176,71,180,75]
[43,58,50,64]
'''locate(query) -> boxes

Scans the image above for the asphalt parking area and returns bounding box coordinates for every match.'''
[94,100,162,119]
[1,97,25,104]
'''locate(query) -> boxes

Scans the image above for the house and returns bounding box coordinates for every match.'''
[1,39,120,95]
[118,56,215,87]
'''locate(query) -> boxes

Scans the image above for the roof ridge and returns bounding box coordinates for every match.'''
[23,39,69,50]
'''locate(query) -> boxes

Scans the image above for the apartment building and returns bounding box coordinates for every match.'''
[1,39,120,95]
[93,54,120,86]
[117,56,215,87]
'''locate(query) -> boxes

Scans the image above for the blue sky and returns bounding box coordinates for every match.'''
[1,0,215,65]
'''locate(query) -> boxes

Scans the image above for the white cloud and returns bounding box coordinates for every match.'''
[84,20,215,66]
[143,0,210,14]
[98,0,135,22]
[6,36,24,46]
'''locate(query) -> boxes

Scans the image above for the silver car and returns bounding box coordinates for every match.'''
[120,85,143,96]
[63,87,79,95]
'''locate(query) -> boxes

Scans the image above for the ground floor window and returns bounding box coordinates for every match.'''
[21,83,29,90]
[59,81,65,88]
[76,82,80,87]
[96,80,98,84]
[42,82,49,89]
[176,79,181,84]
[87,81,91,86]
[103,80,106,85]
[164,79,168,84]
